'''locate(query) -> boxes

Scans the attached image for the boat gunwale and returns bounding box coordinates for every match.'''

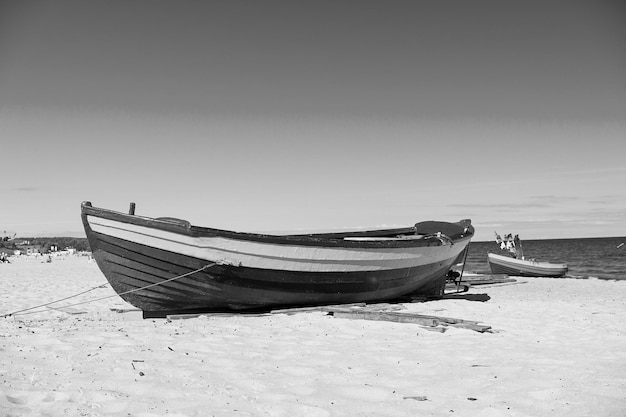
[81,201,474,249]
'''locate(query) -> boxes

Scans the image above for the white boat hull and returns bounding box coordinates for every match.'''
[488,253,568,277]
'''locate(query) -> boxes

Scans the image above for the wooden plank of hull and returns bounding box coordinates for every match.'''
[90,232,456,316]
[488,254,567,277]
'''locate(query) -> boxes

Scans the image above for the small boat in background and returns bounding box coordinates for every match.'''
[488,232,568,277]
[82,201,475,318]
[487,253,568,277]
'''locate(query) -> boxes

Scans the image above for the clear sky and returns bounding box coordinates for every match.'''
[1,0,625,241]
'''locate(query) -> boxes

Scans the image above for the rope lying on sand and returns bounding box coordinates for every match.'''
[0,282,110,318]
[0,263,215,318]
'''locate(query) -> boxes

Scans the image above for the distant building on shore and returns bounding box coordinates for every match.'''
[3,240,44,256]
[17,244,43,255]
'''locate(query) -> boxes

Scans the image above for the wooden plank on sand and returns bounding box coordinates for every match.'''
[328,309,492,333]
[110,308,142,313]
[166,312,271,321]
[460,277,516,285]
[270,303,367,315]
[331,310,439,327]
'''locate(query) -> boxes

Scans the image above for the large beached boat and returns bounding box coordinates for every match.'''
[81,202,475,318]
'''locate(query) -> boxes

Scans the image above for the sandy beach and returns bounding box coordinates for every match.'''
[1,255,625,417]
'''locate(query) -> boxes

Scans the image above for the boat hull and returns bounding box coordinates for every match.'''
[487,253,568,277]
[81,202,474,317]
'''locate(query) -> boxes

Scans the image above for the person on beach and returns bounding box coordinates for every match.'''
[505,234,517,258]
[495,232,518,258]
[514,234,524,259]
[495,232,505,250]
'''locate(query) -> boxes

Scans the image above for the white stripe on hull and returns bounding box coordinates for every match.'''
[87,216,468,273]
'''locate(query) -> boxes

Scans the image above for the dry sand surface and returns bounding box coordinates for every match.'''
[1,255,625,417]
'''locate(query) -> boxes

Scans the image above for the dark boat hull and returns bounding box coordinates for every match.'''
[82,202,474,317]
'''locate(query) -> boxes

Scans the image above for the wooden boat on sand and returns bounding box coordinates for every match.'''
[488,253,568,277]
[81,202,475,318]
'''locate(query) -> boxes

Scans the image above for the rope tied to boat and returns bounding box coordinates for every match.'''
[0,263,215,318]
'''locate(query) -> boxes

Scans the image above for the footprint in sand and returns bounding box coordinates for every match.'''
[5,394,27,405]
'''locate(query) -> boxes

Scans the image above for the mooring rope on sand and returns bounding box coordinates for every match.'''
[1,263,215,318]
[0,282,110,318]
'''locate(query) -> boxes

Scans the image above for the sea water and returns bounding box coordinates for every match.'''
[463,236,626,281]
